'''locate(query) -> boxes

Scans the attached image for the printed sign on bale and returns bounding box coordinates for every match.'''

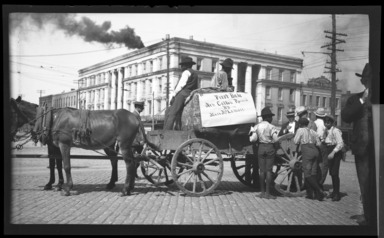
[199,92,257,127]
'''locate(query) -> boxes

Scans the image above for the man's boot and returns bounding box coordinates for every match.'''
[331,175,341,201]
[308,175,326,201]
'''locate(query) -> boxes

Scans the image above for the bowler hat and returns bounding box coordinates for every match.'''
[134,101,144,107]
[179,56,196,65]
[314,107,326,117]
[220,58,234,69]
[355,63,371,85]
[286,108,295,117]
[355,63,371,78]
[260,107,275,117]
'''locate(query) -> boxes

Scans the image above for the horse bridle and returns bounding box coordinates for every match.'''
[10,99,30,137]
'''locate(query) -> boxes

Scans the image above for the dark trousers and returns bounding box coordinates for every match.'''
[354,143,376,227]
[326,145,342,196]
[301,144,319,178]
[318,143,329,184]
[163,89,191,130]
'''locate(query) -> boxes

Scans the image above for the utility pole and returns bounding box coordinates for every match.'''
[321,14,347,117]
[165,34,170,109]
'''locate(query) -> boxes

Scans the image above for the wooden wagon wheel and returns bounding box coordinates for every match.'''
[171,138,223,197]
[230,153,259,188]
[273,150,306,197]
[140,150,183,187]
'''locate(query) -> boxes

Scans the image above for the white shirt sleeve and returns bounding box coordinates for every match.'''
[173,70,191,96]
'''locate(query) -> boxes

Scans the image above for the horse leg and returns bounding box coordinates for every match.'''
[44,144,56,190]
[121,147,136,196]
[106,156,118,190]
[59,143,74,196]
[55,154,64,191]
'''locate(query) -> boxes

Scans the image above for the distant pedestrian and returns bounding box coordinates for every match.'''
[293,118,326,201]
[249,107,279,199]
[323,115,344,202]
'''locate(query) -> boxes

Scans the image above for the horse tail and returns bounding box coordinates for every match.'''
[137,121,159,151]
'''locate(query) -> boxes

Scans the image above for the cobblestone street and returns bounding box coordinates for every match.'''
[5,142,376,235]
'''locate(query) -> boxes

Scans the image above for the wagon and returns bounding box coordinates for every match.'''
[138,88,306,197]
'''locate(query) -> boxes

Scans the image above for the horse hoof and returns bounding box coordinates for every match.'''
[60,190,71,196]
[54,186,62,191]
[43,185,52,190]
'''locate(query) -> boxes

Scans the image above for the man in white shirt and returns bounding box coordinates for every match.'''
[163,56,199,130]
[313,108,328,187]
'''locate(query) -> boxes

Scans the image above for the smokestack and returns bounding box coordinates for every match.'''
[10,13,145,49]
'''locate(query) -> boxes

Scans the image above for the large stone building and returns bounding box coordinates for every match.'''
[39,89,78,108]
[76,36,304,126]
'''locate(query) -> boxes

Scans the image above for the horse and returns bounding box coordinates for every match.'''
[10,96,152,196]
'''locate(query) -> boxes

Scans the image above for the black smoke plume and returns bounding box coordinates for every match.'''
[10,13,145,49]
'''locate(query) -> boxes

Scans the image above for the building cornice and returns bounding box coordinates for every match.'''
[258,79,302,89]
[78,37,303,76]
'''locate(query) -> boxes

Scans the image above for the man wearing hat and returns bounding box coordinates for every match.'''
[278,108,298,136]
[132,101,145,178]
[132,101,145,154]
[249,107,279,199]
[296,106,317,132]
[164,56,199,130]
[313,108,328,187]
[341,63,376,226]
[323,114,344,202]
[210,58,234,92]
[293,117,326,201]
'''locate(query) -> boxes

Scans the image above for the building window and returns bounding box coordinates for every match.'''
[159,77,162,97]
[278,88,283,101]
[212,60,217,72]
[322,97,326,108]
[128,66,132,76]
[302,94,307,105]
[157,99,161,114]
[278,70,283,81]
[148,100,152,115]
[266,86,271,99]
[289,89,295,102]
[149,60,153,73]
[149,79,153,96]
[277,107,283,122]
[197,58,202,71]
[290,71,295,82]
[143,62,146,74]
[266,68,272,80]
[135,64,138,75]
[316,96,320,107]
[159,57,163,70]
[309,95,313,106]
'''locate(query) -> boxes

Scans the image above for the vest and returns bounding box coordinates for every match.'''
[182,68,198,91]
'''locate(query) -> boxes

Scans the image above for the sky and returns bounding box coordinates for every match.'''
[6,7,371,104]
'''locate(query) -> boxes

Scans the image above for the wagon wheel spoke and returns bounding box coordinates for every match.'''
[198,142,203,162]
[204,167,221,173]
[198,174,207,192]
[201,171,215,183]
[201,148,214,163]
[203,158,220,166]
[176,168,194,177]
[286,172,293,192]
[276,166,289,175]
[192,174,197,193]
[235,164,247,170]
[278,156,290,163]
[177,162,193,168]
[182,173,194,187]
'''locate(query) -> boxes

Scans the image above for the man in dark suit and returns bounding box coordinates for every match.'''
[341,63,376,226]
